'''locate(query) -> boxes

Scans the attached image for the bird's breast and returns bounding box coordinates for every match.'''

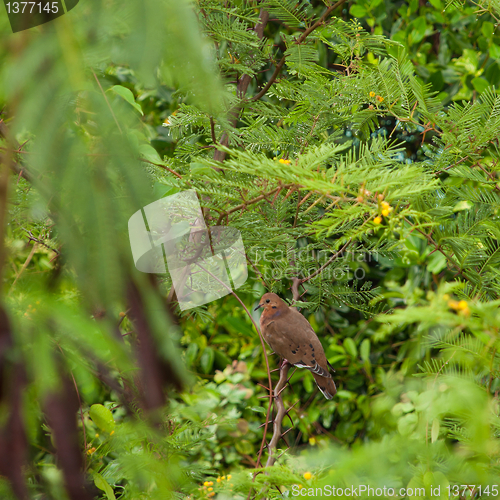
[260,308,283,325]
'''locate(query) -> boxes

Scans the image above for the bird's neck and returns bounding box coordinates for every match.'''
[261,307,287,326]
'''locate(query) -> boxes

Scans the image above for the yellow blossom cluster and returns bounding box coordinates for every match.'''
[381,200,393,217]
[200,475,233,497]
[274,157,291,165]
[448,299,470,315]
[23,301,40,318]
[369,91,384,102]
[373,198,394,225]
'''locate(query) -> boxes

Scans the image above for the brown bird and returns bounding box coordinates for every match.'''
[254,293,337,400]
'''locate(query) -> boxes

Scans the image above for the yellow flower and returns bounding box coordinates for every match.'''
[208,493,215,498]
[448,300,459,309]
[382,209,390,217]
[278,158,291,165]
[95,433,99,438]
[87,447,96,455]
[110,431,115,436]
[227,475,232,480]
[208,487,213,492]
[204,482,210,487]
[457,300,468,310]
[216,478,221,483]
[309,437,317,445]
[303,472,312,480]
[376,95,384,102]
[374,216,382,225]
[221,476,226,480]
[381,201,390,209]
[369,91,376,97]
[443,294,450,300]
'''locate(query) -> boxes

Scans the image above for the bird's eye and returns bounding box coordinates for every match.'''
[266,299,270,303]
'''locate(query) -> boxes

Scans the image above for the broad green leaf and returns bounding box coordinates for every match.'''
[427,252,447,274]
[185,343,199,367]
[108,85,144,116]
[431,418,440,443]
[247,406,266,413]
[139,144,163,164]
[472,77,489,94]
[360,339,370,362]
[428,0,443,8]
[482,22,494,38]
[200,347,214,374]
[89,404,115,433]
[92,471,116,500]
[490,43,500,59]
[453,200,473,212]
[303,372,314,393]
[398,413,418,436]
[349,5,367,17]
[343,338,358,358]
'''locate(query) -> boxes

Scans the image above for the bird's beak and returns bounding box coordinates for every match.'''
[254,303,263,311]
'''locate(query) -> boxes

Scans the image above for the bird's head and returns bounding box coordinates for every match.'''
[254,293,286,312]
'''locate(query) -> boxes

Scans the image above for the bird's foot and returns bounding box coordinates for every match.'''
[281,359,289,368]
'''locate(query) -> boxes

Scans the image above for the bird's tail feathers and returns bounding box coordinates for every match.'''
[313,373,337,400]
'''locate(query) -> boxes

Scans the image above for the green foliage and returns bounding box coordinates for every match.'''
[3,0,500,499]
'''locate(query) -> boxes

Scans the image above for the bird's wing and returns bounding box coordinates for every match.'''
[270,308,332,378]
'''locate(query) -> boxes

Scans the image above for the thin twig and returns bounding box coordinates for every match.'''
[8,243,37,295]
[300,239,351,284]
[209,117,218,145]
[216,183,294,225]
[139,158,183,179]
[251,0,347,101]
[265,362,290,467]
[193,261,273,468]
[92,71,122,135]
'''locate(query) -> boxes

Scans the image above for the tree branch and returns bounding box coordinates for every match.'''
[251,0,348,102]
[214,8,270,163]
[192,261,273,469]
[265,362,290,468]
[216,183,294,225]
[301,239,351,284]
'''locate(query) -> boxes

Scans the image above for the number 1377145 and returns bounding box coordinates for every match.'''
[5,2,58,13]
[448,485,499,497]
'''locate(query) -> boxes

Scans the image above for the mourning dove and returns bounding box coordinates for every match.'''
[254,293,337,400]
